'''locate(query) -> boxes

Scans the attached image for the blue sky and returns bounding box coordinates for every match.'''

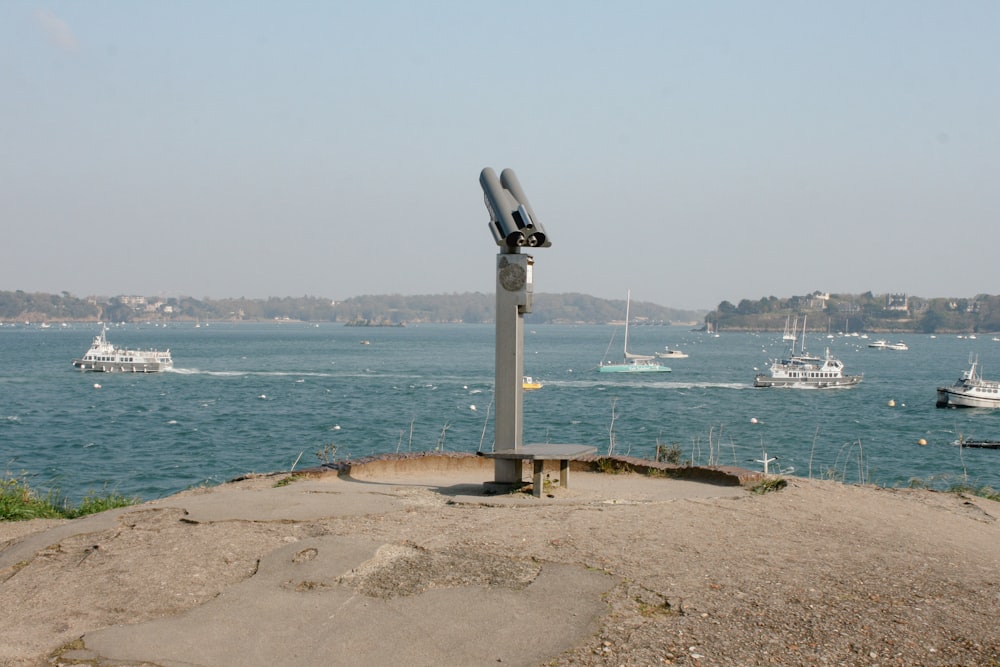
[2,2,998,310]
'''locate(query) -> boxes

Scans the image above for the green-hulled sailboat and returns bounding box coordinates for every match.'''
[598,290,671,373]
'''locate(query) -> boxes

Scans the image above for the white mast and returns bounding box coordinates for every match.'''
[623,289,631,358]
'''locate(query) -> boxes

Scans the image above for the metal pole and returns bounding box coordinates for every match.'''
[493,251,532,484]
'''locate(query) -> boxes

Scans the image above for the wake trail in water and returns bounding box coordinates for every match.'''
[548,379,750,390]
[168,368,337,378]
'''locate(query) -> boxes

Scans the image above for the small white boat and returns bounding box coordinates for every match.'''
[869,339,908,351]
[72,325,173,373]
[655,346,689,359]
[937,356,1000,408]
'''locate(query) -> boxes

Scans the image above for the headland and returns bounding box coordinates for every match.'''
[1,453,998,666]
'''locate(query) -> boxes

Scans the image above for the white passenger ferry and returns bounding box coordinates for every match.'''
[72,325,173,373]
[754,316,861,388]
[754,348,862,388]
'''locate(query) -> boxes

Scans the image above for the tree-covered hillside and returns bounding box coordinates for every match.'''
[0,290,703,325]
[8,288,999,332]
[707,291,1000,334]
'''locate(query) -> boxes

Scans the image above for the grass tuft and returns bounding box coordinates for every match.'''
[1,474,138,522]
[274,474,302,488]
[907,476,1000,502]
[64,487,139,518]
[947,482,1000,502]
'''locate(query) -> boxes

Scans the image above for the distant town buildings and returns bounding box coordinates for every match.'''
[115,295,172,315]
[886,293,908,311]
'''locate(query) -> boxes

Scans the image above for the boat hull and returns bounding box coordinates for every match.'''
[754,374,862,389]
[870,341,908,351]
[936,357,1000,408]
[953,439,1000,449]
[936,387,1000,409]
[72,359,172,373]
[599,363,671,373]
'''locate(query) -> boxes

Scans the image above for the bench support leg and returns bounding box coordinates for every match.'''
[560,459,570,489]
[532,460,544,498]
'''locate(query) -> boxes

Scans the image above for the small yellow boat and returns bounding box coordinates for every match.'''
[522,376,543,391]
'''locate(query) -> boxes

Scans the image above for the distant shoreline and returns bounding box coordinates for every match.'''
[2,319,992,334]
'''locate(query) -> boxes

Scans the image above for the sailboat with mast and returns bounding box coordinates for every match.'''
[598,290,671,373]
[782,315,797,342]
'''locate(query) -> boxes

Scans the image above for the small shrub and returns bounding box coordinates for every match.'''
[749,477,787,495]
[636,599,677,617]
[655,443,684,465]
[316,442,338,465]
[595,458,633,474]
[907,476,1000,502]
[947,482,1000,502]
[975,486,1000,501]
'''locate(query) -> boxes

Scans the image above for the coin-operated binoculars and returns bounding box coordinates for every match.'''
[479,167,550,485]
[478,168,594,495]
[480,167,551,250]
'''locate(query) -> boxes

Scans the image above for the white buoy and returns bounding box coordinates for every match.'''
[888,399,896,407]
[469,405,477,411]
[917,438,927,446]
[93,383,101,389]
[750,417,758,424]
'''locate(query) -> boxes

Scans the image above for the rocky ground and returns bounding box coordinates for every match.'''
[1,456,998,666]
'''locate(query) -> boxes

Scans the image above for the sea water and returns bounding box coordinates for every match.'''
[2,322,999,503]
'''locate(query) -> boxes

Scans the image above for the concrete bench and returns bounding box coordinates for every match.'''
[481,444,597,497]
